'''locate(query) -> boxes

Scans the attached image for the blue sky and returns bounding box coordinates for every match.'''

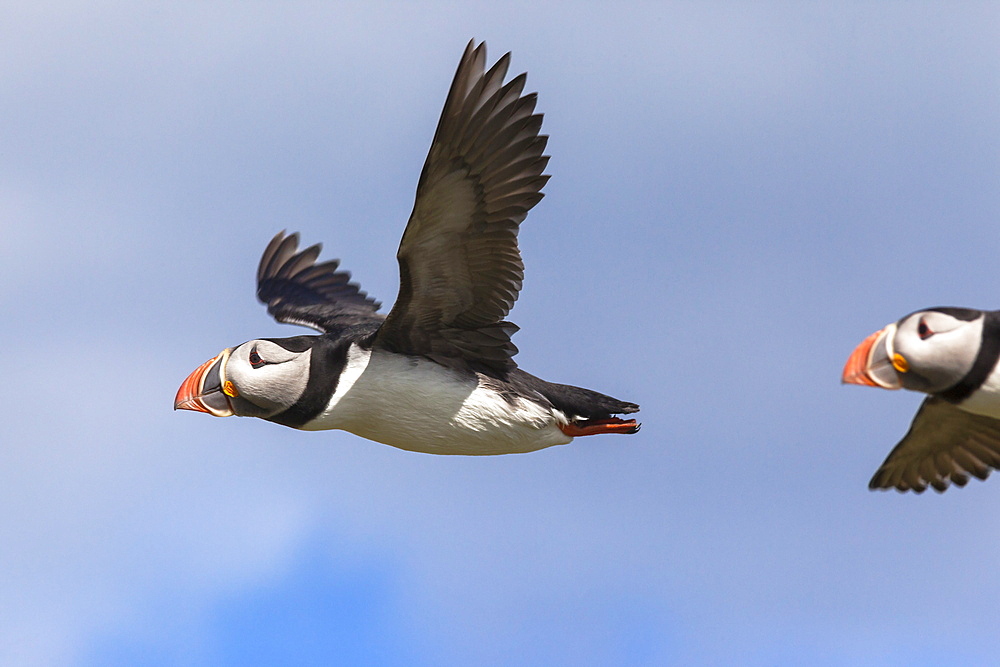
[3,2,1000,665]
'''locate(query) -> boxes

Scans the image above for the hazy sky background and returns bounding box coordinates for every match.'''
[3,2,1000,665]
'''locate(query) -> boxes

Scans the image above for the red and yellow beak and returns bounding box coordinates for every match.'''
[174,349,236,417]
[842,325,903,390]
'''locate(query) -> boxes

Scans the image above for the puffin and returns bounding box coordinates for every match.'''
[174,40,640,455]
[843,307,1000,492]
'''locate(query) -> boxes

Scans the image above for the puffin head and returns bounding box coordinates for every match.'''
[842,307,985,394]
[175,337,316,420]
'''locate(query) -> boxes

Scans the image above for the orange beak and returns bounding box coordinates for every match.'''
[174,350,235,416]
[842,329,883,387]
[842,326,902,390]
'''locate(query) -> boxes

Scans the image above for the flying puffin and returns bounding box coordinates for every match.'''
[843,307,1000,492]
[174,41,640,455]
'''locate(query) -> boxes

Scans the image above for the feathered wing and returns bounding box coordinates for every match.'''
[869,396,1000,493]
[256,231,383,335]
[373,40,550,375]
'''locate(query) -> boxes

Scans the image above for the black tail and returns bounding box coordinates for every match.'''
[508,369,639,420]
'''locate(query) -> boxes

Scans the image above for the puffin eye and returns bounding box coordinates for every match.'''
[249,345,266,369]
[917,319,933,340]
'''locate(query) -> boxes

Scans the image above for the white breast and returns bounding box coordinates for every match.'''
[303,344,573,455]
[957,363,1000,419]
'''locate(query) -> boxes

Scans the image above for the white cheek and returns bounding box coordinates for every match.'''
[230,351,311,411]
[899,329,977,389]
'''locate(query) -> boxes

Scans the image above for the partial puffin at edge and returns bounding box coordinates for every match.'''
[175,40,640,455]
[844,307,1000,492]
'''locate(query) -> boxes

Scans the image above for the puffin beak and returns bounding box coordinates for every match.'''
[174,349,235,416]
[842,325,902,390]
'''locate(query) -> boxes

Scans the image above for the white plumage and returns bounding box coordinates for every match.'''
[305,345,573,455]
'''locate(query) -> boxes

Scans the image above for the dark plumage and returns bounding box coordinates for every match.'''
[257,231,383,335]
[176,41,640,455]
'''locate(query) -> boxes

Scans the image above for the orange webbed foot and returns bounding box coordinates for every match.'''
[559,417,641,437]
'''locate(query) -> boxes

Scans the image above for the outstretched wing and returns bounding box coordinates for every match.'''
[256,231,383,335]
[869,396,1000,493]
[373,40,550,375]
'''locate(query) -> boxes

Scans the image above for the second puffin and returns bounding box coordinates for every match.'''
[175,41,640,454]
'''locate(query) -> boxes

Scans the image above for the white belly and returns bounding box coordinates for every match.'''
[303,345,573,455]
[958,366,1000,419]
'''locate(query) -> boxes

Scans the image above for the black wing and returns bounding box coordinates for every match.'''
[256,231,383,335]
[373,40,550,376]
[869,396,1000,493]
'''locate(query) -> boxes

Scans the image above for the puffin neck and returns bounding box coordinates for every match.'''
[268,337,350,428]
[939,311,1000,404]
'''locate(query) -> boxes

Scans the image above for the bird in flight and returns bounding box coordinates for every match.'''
[844,307,1000,492]
[175,40,640,454]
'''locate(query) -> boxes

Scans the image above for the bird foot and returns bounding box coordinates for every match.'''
[559,417,640,437]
